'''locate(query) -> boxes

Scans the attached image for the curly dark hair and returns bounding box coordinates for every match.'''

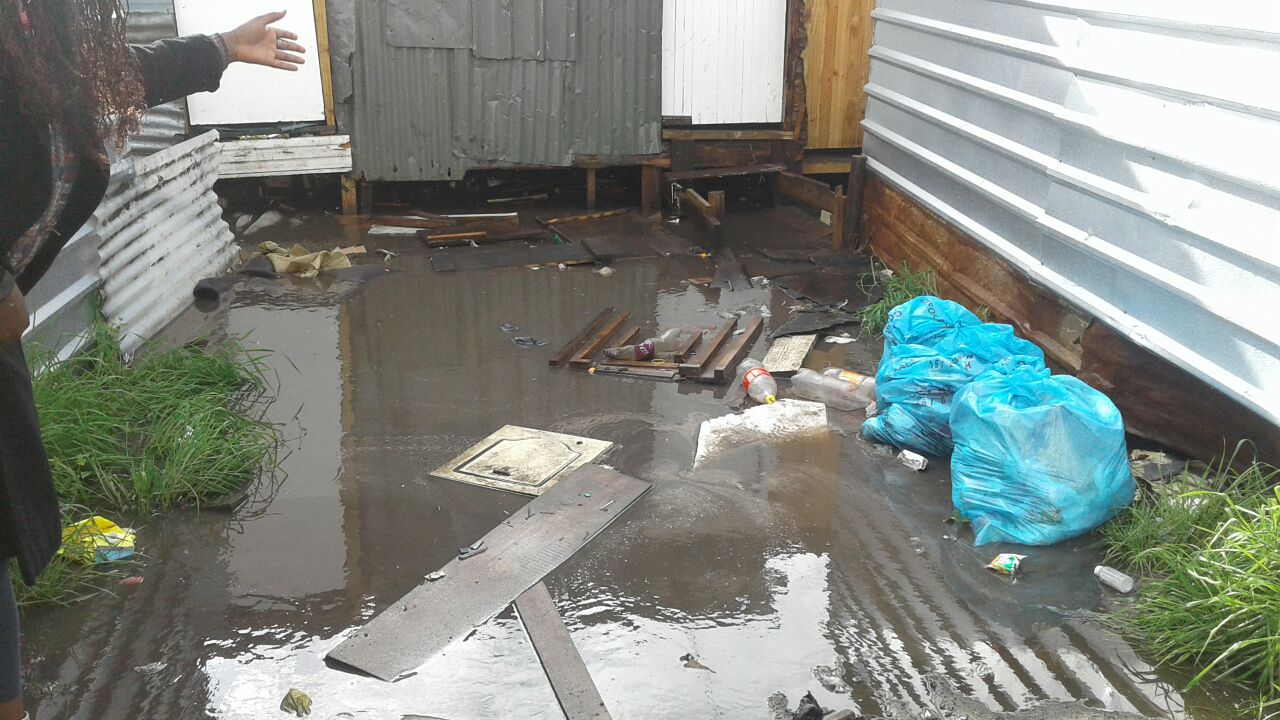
[0,0,145,155]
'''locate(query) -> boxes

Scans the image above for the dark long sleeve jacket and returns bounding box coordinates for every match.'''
[0,34,228,586]
[0,34,227,301]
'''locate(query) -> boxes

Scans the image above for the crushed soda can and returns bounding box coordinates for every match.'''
[898,449,928,471]
[987,553,1027,576]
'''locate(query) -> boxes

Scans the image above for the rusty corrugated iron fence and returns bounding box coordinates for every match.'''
[342,0,662,181]
[863,0,1280,428]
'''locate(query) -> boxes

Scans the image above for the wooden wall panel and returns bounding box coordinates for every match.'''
[803,0,874,149]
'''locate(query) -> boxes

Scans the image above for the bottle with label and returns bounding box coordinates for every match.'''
[737,358,778,405]
[792,368,875,411]
[605,328,693,361]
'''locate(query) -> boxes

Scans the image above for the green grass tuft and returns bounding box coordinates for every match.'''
[14,317,278,607]
[1103,450,1280,715]
[856,259,938,336]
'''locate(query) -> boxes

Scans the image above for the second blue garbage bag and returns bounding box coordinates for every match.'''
[861,296,1046,457]
[950,363,1133,546]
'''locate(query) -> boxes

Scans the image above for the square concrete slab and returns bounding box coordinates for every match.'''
[433,425,615,495]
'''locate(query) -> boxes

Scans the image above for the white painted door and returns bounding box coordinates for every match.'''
[661,0,788,125]
[174,0,326,125]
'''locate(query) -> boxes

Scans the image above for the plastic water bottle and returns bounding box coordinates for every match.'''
[792,369,875,411]
[1094,565,1137,594]
[605,328,693,361]
[823,367,877,394]
[737,358,777,405]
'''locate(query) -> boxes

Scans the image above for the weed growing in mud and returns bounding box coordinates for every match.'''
[856,260,937,336]
[14,319,279,607]
[1102,451,1280,716]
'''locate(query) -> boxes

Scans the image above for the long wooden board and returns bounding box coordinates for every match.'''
[678,320,736,378]
[430,242,595,272]
[551,308,615,367]
[569,312,632,369]
[327,466,651,681]
[701,316,765,383]
[516,583,612,720]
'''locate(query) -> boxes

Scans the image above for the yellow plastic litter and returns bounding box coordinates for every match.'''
[59,516,136,565]
[259,241,356,278]
[279,688,312,716]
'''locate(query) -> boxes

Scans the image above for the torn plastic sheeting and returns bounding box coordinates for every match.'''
[694,400,828,467]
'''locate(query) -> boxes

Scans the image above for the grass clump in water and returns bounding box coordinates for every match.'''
[1102,452,1280,715]
[15,319,278,606]
[856,259,937,336]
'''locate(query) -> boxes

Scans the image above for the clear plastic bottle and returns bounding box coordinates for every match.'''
[737,358,778,405]
[822,367,877,394]
[605,328,693,361]
[793,368,875,411]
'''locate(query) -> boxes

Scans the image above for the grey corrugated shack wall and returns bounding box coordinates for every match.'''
[327,0,662,182]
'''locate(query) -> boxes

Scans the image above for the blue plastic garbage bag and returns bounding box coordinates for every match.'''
[951,362,1133,546]
[862,297,1046,457]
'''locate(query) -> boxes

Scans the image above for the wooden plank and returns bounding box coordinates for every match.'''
[679,188,722,238]
[341,175,358,215]
[420,231,487,247]
[670,329,703,363]
[641,165,662,212]
[421,227,549,247]
[664,162,787,183]
[762,334,817,378]
[775,171,838,212]
[708,190,726,223]
[847,155,868,250]
[585,167,598,210]
[602,358,680,370]
[678,320,736,378]
[592,365,679,381]
[832,184,847,252]
[430,243,596,273]
[551,308,615,367]
[516,583,612,720]
[541,209,630,227]
[327,466,651,681]
[803,0,874,149]
[701,316,765,383]
[670,140,696,172]
[444,212,521,226]
[661,129,796,141]
[313,0,336,127]
[570,312,632,369]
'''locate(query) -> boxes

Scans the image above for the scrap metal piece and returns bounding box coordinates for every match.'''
[432,425,614,496]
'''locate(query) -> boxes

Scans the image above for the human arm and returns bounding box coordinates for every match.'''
[131,11,306,108]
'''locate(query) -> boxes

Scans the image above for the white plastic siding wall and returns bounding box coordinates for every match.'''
[863,0,1280,427]
[661,0,788,124]
[95,131,236,353]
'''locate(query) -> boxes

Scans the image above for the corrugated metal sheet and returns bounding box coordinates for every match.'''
[350,0,662,181]
[660,0,788,124]
[863,0,1280,427]
[95,131,236,353]
[126,7,189,158]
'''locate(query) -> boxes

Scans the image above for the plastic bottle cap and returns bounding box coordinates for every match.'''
[588,367,596,375]
[765,395,777,404]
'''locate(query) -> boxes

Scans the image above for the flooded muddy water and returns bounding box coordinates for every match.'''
[20,211,1237,719]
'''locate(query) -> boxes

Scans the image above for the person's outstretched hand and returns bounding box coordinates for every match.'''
[222,10,306,71]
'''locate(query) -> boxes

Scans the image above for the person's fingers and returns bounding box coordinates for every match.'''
[255,10,287,26]
[276,28,300,41]
[270,59,301,71]
[277,39,306,53]
[275,51,305,65]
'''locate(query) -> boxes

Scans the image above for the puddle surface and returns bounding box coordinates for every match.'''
[20,212,1236,719]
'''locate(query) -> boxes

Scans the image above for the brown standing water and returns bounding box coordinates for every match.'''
[19,211,1237,719]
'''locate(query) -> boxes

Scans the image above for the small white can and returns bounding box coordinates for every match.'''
[898,450,929,471]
